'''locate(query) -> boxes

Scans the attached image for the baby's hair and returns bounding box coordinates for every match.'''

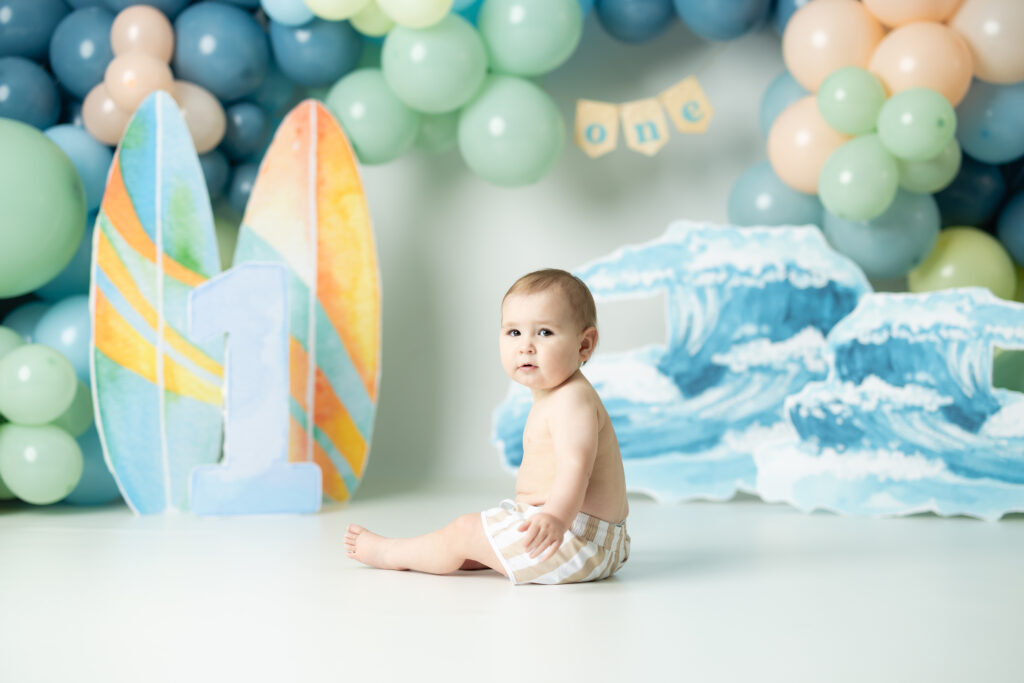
[503,268,598,333]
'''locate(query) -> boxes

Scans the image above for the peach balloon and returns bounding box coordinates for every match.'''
[782,0,884,92]
[82,83,132,146]
[862,0,962,27]
[111,5,175,63]
[105,53,174,112]
[868,22,974,105]
[950,0,1024,84]
[767,95,850,195]
[171,81,227,154]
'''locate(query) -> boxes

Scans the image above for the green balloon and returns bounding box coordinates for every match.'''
[0,325,24,360]
[50,380,93,438]
[818,134,899,221]
[478,0,583,76]
[458,75,565,187]
[908,227,1017,300]
[382,15,487,113]
[0,119,87,298]
[817,67,886,135]
[993,349,1024,393]
[898,138,962,194]
[877,88,956,161]
[0,471,14,500]
[417,111,459,154]
[0,344,77,425]
[326,69,421,165]
[0,423,83,505]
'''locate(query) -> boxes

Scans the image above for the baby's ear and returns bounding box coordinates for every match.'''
[579,326,598,363]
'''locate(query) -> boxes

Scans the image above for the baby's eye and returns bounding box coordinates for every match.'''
[507,329,520,337]
[539,328,553,337]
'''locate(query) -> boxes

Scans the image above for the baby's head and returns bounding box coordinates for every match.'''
[499,269,598,391]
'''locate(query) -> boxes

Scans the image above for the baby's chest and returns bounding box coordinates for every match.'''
[522,412,553,451]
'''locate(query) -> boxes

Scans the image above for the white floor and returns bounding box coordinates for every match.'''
[1,480,1022,683]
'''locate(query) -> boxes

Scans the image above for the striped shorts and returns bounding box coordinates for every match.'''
[480,499,630,585]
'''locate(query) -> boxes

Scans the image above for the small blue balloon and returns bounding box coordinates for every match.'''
[0,0,71,60]
[67,0,106,7]
[0,57,61,129]
[221,102,270,162]
[1,301,50,341]
[261,0,313,26]
[36,219,96,302]
[200,149,230,200]
[174,2,270,101]
[228,162,259,215]
[455,0,483,23]
[956,80,1024,166]
[595,0,675,43]
[63,98,85,127]
[578,0,595,15]
[774,0,811,36]
[760,70,807,139]
[269,18,362,89]
[45,124,113,211]
[935,155,1006,228]
[33,294,91,381]
[996,192,1024,266]
[64,427,122,505]
[49,7,115,99]
[728,160,823,228]
[219,0,260,6]
[673,0,771,41]
[103,0,189,17]
[246,63,298,116]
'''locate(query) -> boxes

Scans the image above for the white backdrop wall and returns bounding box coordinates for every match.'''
[357,16,786,492]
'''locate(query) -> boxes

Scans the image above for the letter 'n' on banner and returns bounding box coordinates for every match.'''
[659,76,713,134]
[575,99,619,158]
[619,98,669,156]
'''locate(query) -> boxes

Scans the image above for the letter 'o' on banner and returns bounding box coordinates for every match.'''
[575,100,619,159]
[620,98,669,156]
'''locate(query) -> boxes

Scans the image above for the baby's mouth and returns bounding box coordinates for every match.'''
[518,363,537,370]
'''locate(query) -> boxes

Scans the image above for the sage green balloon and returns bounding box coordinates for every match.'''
[0,344,77,425]
[0,325,24,361]
[818,134,899,221]
[382,14,487,113]
[417,111,459,154]
[877,88,956,161]
[325,68,421,164]
[50,380,93,438]
[0,471,14,500]
[458,75,565,187]
[478,0,583,76]
[817,67,886,135]
[0,423,83,505]
[908,227,1017,300]
[898,138,962,194]
[0,119,87,298]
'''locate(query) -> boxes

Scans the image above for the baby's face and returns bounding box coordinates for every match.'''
[499,289,592,393]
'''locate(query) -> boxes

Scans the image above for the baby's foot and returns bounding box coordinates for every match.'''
[345,524,398,569]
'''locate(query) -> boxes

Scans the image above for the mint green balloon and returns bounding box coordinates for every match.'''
[819,134,899,222]
[0,119,87,298]
[816,67,886,135]
[0,344,77,425]
[0,471,14,500]
[382,15,487,113]
[50,380,93,438]
[478,0,583,76]
[877,88,956,161]
[458,75,565,187]
[0,326,24,361]
[898,138,962,194]
[417,111,459,154]
[0,423,83,505]
[326,68,421,164]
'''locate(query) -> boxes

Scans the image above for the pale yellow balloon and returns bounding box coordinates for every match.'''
[908,226,1017,300]
[862,0,962,27]
[767,95,850,194]
[104,53,174,112]
[111,5,175,63]
[351,1,394,37]
[950,0,1024,84]
[782,0,884,92]
[82,83,132,146]
[869,22,974,105]
[377,0,453,29]
[171,81,227,154]
[304,0,371,21]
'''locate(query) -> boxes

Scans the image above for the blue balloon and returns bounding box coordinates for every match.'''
[956,80,1024,165]
[261,0,314,26]
[823,190,941,279]
[759,70,807,139]
[0,57,60,129]
[67,0,106,6]
[174,2,270,101]
[578,0,595,15]
[595,0,675,43]
[49,7,115,99]
[269,18,362,89]
[0,0,71,60]
[219,0,260,6]
[36,219,96,302]
[246,63,298,116]
[34,294,91,381]
[103,0,189,16]
[1,301,50,341]
[728,161,823,228]
[64,427,122,505]
[674,0,771,41]
[45,124,113,211]
[221,102,270,162]
[935,155,1006,228]
[455,0,483,23]
[997,192,1024,265]
[775,0,812,36]
[199,149,230,200]
[228,162,259,215]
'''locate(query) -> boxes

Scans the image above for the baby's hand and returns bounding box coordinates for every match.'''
[518,513,567,561]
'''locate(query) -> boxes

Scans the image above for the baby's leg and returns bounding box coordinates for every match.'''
[344,513,507,577]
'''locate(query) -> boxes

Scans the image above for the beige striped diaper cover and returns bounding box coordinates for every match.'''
[480,499,630,585]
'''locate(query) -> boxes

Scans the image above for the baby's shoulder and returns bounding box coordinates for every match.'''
[550,374,602,414]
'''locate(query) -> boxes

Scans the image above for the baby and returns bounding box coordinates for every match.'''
[345,269,630,585]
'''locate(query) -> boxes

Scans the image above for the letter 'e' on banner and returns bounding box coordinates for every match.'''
[619,98,669,156]
[659,76,713,134]
[575,100,619,159]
